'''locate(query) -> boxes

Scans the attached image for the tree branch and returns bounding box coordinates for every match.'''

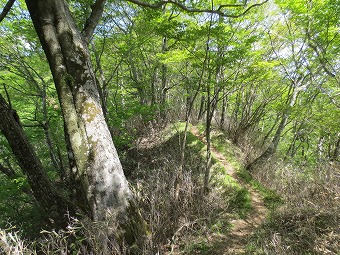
[0,0,15,23]
[308,41,337,78]
[82,0,107,44]
[125,0,269,18]
[0,162,16,178]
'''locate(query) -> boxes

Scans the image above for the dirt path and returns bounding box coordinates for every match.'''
[191,127,268,254]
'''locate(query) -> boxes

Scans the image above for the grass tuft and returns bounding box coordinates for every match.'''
[237,168,283,210]
[247,207,339,255]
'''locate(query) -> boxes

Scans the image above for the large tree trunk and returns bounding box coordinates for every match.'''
[24,0,146,241]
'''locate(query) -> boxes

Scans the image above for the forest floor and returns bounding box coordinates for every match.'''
[191,126,268,254]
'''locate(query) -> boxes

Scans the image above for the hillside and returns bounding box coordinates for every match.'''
[121,124,339,255]
[0,123,339,254]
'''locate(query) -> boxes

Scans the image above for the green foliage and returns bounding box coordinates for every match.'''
[237,169,283,210]
[68,0,93,29]
[210,133,242,169]
[183,241,212,255]
[109,102,158,149]
[0,175,46,237]
[228,186,252,219]
[209,153,252,218]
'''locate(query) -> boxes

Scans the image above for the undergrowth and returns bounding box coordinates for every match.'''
[201,125,339,254]
[211,164,252,219]
[2,124,337,254]
[195,127,253,211]
[245,158,340,255]
[124,125,251,253]
[237,169,283,210]
[247,207,339,255]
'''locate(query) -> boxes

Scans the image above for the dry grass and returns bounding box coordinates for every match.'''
[4,124,338,255]
[1,215,131,254]
[247,159,340,255]
[1,127,232,255]
[128,129,234,254]
[0,228,33,255]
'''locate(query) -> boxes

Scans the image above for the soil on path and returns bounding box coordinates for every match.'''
[191,127,268,255]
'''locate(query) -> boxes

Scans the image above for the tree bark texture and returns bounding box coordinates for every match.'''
[24,0,135,223]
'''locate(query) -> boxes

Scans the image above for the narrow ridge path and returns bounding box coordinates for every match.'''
[191,127,268,254]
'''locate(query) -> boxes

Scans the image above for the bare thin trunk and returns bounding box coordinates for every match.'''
[197,95,206,121]
[203,88,212,193]
[160,36,168,120]
[175,82,202,199]
[332,134,340,161]
[247,86,300,171]
[220,88,227,129]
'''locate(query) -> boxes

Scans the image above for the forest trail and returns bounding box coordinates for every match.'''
[191,126,268,254]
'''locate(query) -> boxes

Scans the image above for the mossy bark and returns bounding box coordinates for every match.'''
[23,0,148,245]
